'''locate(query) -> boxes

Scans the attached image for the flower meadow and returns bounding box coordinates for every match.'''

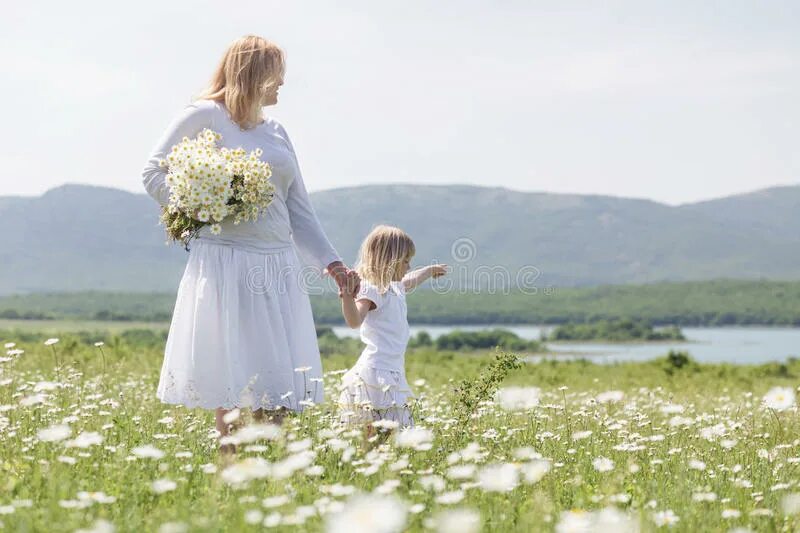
[1,330,800,532]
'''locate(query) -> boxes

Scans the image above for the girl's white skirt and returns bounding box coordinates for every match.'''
[337,365,416,427]
[156,239,324,411]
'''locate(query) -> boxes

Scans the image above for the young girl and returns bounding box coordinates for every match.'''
[337,225,448,430]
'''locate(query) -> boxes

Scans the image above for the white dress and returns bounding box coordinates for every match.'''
[141,99,340,411]
[337,279,416,427]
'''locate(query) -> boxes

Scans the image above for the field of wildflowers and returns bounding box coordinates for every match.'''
[1,329,799,532]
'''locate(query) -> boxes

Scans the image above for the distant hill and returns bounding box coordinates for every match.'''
[679,185,800,241]
[2,182,799,294]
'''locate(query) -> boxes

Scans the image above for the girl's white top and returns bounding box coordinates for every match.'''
[355,279,411,372]
[141,99,340,269]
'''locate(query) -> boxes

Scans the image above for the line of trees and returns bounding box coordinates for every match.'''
[2,279,800,326]
[545,320,685,342]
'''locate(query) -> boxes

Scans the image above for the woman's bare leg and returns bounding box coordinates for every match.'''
[362,420,392,450]
[215,408,236,455]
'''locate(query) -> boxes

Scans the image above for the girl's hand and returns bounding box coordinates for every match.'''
[348,270,361,294]
[339,270,361,298]
[430,264,449,278]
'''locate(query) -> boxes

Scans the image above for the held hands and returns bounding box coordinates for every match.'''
[325,261,361,298]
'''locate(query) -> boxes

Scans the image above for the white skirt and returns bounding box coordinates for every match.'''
[156,239,325,411]
[337,365,416,427]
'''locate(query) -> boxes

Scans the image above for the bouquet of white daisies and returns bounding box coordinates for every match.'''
[158,128,275,249]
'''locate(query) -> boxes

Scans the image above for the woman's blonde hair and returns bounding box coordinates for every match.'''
[195,35,286,130]
[355,225,416,293]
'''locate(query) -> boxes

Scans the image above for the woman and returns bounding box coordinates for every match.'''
[141,35,358,453]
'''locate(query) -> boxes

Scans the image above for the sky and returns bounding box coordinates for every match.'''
[0,1,797,205]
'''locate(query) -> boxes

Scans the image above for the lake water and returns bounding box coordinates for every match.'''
[331,325,800,365]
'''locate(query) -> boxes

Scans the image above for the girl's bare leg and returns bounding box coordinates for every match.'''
[252,407,289,425]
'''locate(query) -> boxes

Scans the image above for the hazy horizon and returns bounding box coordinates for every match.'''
[1,1,797,205]
[4,179,799,208]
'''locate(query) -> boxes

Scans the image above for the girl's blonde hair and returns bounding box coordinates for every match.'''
[195,35,286,130]
[355,225,416,293]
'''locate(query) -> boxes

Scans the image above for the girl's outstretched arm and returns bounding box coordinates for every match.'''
[402,264,449,292]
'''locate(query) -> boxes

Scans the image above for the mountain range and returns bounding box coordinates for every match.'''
[1,182,799,294]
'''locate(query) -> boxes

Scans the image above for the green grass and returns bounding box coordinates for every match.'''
[0,319,171,333]
[0,327,798,532]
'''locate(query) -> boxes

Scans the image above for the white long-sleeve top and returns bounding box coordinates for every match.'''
[141,99,341,270]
